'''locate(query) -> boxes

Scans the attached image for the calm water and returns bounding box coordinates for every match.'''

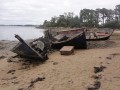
[0,26,44,40]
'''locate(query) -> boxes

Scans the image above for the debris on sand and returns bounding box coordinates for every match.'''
[113,77,120,78]
[7,57,21,63]
[31,76,45,83]
[2,76,17,80]
[89,74,102,90]
[94,65,106,73]
[7,70,16,74]
[28,76,45,89]
[88,81,101,90]
[12,81,19,84]
[106,56,112,60]
[110,53,120,57]
[98,57,102,59]
[53,62,58,65]
[91,75,102,80]
[94,81,101,90]
[18,88,24,90]
[87,85,96,90]
[11,76,17,79]
[0,55,5,59]
[18,64,30,70]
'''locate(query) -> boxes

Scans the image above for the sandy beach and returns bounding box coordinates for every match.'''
[0,30,120,90]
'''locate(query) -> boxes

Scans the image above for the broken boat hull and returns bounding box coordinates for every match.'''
[51,32,87,49]
[12,35,47,60]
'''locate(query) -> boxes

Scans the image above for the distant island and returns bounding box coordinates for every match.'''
[0,24,39,27]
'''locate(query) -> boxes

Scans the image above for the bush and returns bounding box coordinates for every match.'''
[102,21,120,29]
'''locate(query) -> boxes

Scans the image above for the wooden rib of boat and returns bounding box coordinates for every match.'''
[51,29,87,49]
[11,35,48,60]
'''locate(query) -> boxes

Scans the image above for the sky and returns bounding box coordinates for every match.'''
[0,0,120,25]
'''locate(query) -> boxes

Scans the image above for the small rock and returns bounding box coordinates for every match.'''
[99,57,102,59]
[12,81,19,84]
[106,57,112,60]
[107,62,110,64]
[87,81,101,90]
[94,81,101,89]
[29,76,45,88]
[91,75,102,80]
[0,56,5,59]
[18,65,30,70]
[31,76,45,84]
[7,58,13,62]
[110,53,120,57]
[88,86,96,90]
[53,62,58,65]
[18,88,24,90]
[22,63,29,66]
[2,76,17,80]
[11,76,17,79]
[7,70,15,74]
[94,65,106,73]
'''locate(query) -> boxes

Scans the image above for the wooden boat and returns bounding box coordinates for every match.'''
[56,28,114,41]
[51,29,87,49]
[86,29,114,41]
[12,35,48,60]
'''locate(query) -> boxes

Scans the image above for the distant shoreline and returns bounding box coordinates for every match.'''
[0,25,39,27]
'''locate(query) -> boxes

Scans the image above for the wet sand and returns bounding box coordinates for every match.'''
[0,30,120,90]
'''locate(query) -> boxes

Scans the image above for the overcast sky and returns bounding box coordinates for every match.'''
[0,0,120,25]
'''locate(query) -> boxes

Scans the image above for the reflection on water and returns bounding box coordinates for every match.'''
[0,26,44,40]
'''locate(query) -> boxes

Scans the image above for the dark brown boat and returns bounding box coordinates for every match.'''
[51,28,87,49]
[12,35,48,60]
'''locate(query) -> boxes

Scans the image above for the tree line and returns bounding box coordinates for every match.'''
[41,4,120,29]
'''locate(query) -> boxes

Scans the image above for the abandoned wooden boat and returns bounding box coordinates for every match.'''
[12,35,48,60]
[51,30,87,49]
[56,28,114,41]
[86,29,114,41]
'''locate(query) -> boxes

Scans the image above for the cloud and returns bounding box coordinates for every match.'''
[0,0,120,25]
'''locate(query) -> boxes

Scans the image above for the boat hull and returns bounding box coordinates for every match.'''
[12,42,43,59]
[86,35,111,41]
[51,32,87,49]
[12,35,47,60]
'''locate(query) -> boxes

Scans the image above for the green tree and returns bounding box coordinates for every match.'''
[99,8,108,25]
[50,16,58,27]
[115,4,120,22]
[57,15,67,27]
[106,9,114,22]
[80,9,98,27]
[43,20,51,27]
